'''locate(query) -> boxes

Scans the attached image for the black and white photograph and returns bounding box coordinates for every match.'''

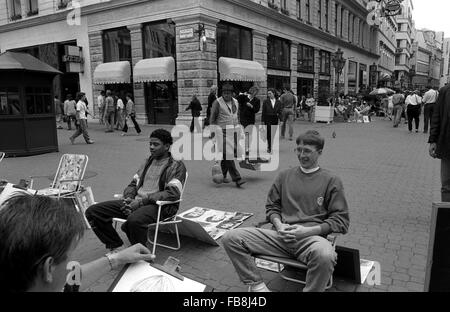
[1,0,450,299]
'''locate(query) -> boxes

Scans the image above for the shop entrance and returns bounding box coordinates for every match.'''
[145,82,177,125]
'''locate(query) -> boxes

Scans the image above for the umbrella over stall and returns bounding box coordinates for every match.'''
[369,88,395,96]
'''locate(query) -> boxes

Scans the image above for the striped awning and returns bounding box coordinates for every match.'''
[133,57,176,83]
[219,57,266,82]
[93,61,131,84]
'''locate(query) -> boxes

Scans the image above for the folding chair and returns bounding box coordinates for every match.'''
[112,172,188,255]
[30,154,88,199]
[0,152,4,163]
[252,221,339,290]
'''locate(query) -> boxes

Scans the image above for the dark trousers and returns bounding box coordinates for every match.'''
[220,130,241,182]
[423,103,435,133]
[123,115,142,134]
[265,116,279,152]
[221,160,241,182]
[407,105,421,132]
[442,158,450,202]
[85,200,159,249]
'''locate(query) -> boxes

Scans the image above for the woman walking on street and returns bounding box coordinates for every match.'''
[186,94,202,133]
[70,92,94,145]
[122,93,142,136]
[63,94,77,130]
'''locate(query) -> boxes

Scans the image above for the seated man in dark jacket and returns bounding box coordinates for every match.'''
[86,129,187,251]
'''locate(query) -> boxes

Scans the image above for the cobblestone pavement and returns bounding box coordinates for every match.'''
[0,116,441,292]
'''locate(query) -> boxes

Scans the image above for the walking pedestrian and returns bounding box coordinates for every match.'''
[209,83,246,188]
[104,90,115,133]
[262,89,282,154]
[239,86,261,129]
[429,84,450,202]
[405,90,422,133]
[122,93,142,136]
[97,91,106,125]
[279,86,295,140]
[186,94,202,133]
[63,94,77,130]
[70,92,94,145]
[204,85,217,129]
[392,89,405,127]
[422,86,439,134]
[115,94,125,130]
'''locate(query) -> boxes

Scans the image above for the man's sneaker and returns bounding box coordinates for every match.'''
[248,282,271,292]
[223,177,231,183]
[87,140,95,144]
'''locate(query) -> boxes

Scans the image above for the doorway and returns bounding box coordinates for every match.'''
[144,82,177,124]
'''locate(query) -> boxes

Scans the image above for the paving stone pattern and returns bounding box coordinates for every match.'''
[0,117,441,292]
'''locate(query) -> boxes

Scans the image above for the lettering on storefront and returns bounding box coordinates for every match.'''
[180,28,194,39]
[207,80,214,88]
[185,80,193,88]
[63,45,84,73]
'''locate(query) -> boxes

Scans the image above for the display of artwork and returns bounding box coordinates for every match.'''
[110,261,206,292]
[177,207,253,242]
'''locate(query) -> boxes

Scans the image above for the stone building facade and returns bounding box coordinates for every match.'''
[1,0,380,125]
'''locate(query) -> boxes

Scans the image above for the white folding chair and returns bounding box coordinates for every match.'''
[30,154,88,199]
[113,172,188,255]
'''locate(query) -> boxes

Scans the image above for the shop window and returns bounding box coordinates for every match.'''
[0,87,21,116]
[298,44,314,73]
[319,50,331,75]
[268,36,290,70]
[25,87,52,115]
[297,78,314,98]
[8,0,22,21]
[143,22,176,58]
[102,28,132,63]
[217,22,252,60]
[267,75,290,97]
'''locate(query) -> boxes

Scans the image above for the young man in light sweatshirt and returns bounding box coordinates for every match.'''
[222,130,350,292]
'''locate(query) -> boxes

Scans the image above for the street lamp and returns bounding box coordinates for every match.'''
[332,48,346,99]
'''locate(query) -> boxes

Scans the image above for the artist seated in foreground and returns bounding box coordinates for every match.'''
[222,130,350,292]
[86,129,187,251]
[0,195,154,292]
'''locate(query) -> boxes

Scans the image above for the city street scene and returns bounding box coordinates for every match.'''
[1,0,450,297]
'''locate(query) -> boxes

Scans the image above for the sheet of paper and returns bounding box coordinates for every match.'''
[360,259,375,284]
[112,261,206,292]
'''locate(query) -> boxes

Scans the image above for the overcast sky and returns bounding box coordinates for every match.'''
[412,0,449,37]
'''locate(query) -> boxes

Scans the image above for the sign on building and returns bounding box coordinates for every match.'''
[180,28,194,39]
[63,46,84,73]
